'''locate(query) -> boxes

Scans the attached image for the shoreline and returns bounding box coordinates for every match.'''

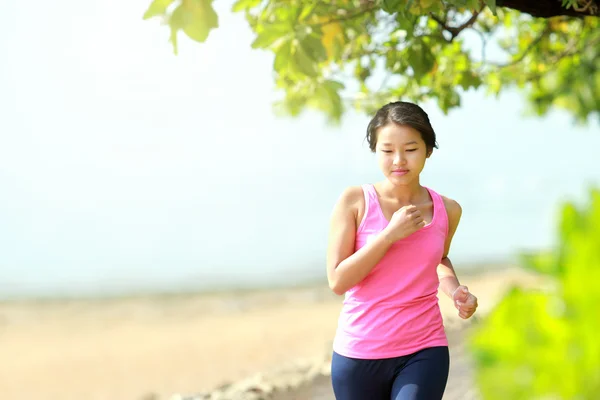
[173,264,546,400]
[0,264,545,400]
[0,259,519,304]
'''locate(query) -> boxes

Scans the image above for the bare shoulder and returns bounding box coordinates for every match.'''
[440,194,463,227]
[332,185,365,224]
[338,185,364,205]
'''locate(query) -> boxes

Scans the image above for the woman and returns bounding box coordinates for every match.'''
[327,101,478,400]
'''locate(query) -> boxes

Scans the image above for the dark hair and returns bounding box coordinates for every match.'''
[366,101,438,153]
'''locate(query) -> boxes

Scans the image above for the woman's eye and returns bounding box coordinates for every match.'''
[406,149,418,152]
[382,150,393,153]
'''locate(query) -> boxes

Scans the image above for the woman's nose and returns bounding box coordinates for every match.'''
[393,153,406,165]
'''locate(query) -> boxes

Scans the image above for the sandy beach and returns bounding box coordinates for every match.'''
[0,265,544,400]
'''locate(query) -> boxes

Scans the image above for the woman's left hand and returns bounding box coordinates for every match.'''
[452,285,478,319]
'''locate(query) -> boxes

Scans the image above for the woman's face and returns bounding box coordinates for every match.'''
[375,123,431,185]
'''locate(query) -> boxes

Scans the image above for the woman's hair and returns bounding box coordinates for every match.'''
[366,101,438,153]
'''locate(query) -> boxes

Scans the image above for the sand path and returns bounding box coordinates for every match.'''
[0,266,541,400]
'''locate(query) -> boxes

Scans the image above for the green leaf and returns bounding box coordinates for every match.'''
[458,71,482,90]
[322,80,344,121]
[325,80,345,91]
[182,0,219,43]
[471,187,600,399]
[484,0,497,15]
[331,36,345,61]
[298,3,318,21]
[145,0,600,124]
[275,84,307,117]
[143,0,175,19]
[274,40,292,72]
[519,250,560,276]
[251,30,284,49]
[168,4,187,54]
[251,24,291,49]
[407,39,436,80]
[381,0,403,14]
[560,203,581,242]
[231,0,261,12]
[303,35,328,63]
[292,42,319,77]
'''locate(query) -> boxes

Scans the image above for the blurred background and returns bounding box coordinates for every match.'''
[1,0,598,399]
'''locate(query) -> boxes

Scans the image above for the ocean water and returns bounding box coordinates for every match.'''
[1,90,598,300]
[1,1,598,299]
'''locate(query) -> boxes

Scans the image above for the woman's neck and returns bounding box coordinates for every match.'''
[379,179,425,204]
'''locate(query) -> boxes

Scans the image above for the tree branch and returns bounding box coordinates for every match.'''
[429,8,482,41]
[546,33,599,64]
[473,28,489,65]
[572,0,598,13]
[310,4,376,27]
[493,22,552,68]
[497,0,599,18]
[496,30,599,83]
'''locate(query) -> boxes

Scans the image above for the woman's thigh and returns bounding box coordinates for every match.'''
[331,351,395,400]
[391,346,450,400]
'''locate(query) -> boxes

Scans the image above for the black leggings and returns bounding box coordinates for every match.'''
[331,346,450,400]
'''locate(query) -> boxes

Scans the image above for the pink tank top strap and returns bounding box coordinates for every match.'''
[426,187,449,237]
[357,184,378,233]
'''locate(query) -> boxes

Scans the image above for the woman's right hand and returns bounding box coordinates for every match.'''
[383,205,426,243]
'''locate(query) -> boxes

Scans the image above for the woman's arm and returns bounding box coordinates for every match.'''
[437,197,478,319]
[437,197,463,298]
[326,186,394,295]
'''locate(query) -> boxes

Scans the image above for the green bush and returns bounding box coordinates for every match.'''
[470,188,600,400]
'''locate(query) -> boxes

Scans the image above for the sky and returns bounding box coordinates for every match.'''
[0,0,599,298]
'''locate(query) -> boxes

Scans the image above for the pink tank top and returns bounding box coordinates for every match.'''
[332,184,449,359]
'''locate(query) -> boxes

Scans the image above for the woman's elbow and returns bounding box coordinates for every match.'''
[328,278,347,296]
[327,260,349,295]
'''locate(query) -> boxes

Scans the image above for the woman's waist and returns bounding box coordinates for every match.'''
[345,284,441,306]
[338,295,442,328]
[335,300,445,344]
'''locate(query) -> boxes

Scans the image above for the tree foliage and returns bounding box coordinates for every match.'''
[469,188,600,399]
[143,0,600,124]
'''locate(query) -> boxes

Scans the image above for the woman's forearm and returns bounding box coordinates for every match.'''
[330,231,394,294]
[437,257,461,298]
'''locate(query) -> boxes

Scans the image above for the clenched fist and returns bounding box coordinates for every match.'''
[452,285,478,319]
[382,205,426,243]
